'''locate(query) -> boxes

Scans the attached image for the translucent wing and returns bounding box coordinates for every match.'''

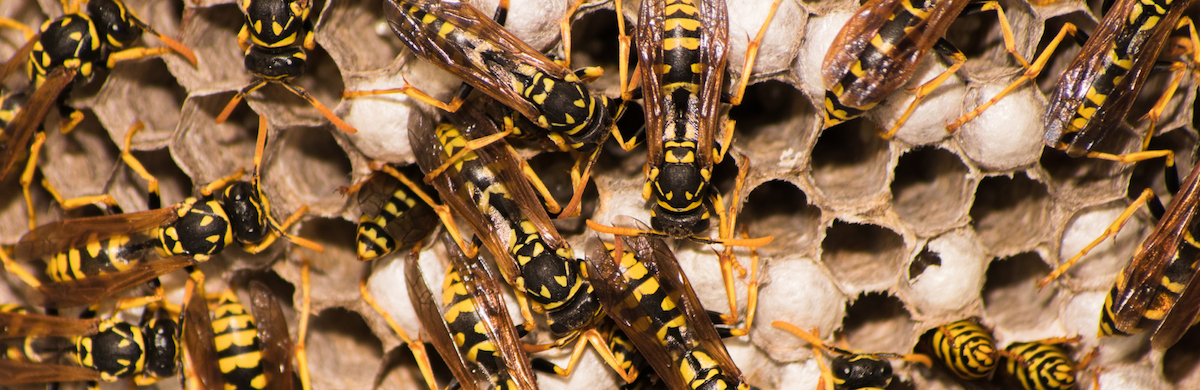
[249,281,295,390]
[36,255,196,308]
[404,250,487,390]
[14,205,181,263]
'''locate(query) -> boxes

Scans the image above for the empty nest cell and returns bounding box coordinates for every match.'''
[821,221,906,292]
[810,121,892,203]
[890,147,973,233]
[969,171,1052,255]
[740,180,821,253]
[981,252,1059,334]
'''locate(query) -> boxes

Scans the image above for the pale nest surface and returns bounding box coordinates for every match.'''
[1,0,1199,389]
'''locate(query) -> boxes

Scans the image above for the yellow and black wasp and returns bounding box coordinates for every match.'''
[215,0,357,134]
[344,0,620,216]
[999,337,1094,390]
[922,319,1000,382]
[1033,0,1198,162]
[0,0,197,227]
[589,0,778,332]
[363,233,540,390]
[585,227,749,390]
[407,107,635,381]
[0,115,322,312]
[0,303,182,390]
[821,0,1061,138]
[772,321,931,390]
[1038,157,1200,350]
[183,278,310,390]
[338,164,440,262]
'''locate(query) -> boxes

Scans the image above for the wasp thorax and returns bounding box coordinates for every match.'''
[832,356,893,389]
[141,317,181,380]
[164,200,233,258]
[77,321,144,381]
[87,0,143,48]
[222,182,269,244]
[547,281,603,335]
[245,46,306,80]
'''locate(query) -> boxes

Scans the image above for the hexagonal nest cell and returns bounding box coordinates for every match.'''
[2,0,1200,389]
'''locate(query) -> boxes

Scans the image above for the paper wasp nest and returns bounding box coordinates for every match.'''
[1,0,1198,388]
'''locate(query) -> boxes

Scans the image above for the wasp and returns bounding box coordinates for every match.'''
[948,0,1195,167]
[406,107,636,382]
[999,337,1095,390]
[1038,155,1200,349]
[0,115,322,312]
[363,233,540,390]
[0,0,197,228]
[1038,0,1197,161]
[924,319,1000,382]
[773,321,931,390]
[821,0,1062,139]
[0,303,181,390]
[183,278,311,390]
[343,0,619,216]
[585,228,749,390]
[588,0,778,329]
[214,0,357,134]
[338,164,440,262]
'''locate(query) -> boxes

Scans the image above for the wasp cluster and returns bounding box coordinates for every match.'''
[0,0,1198,389]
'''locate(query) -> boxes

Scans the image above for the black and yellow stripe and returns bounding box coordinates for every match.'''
[598,239,747,390]
[1099,233,1200,337]
[822,0,936,127]
[930,320,998,380]
[387,0,611,151]
[431,122,599,333]
[1002,341,1080,390]
[353,170,439,261]
[209,290,269,390]
[646,0,718,238]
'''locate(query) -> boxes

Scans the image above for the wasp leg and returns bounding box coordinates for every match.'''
[215,80,268,125]
[710,155,753,327]
[105,47,176,69]
[556,0,587,67]
[0,17,35,40]
[373,162,477,259]
[1139,17,1200,151]
[295,258,313,390]
[1039,189,1158,288]
[527,328,637,384]
[119,121,162,209]
[0,246,43,290]
[615,0,634,102]
[947,22,1078,132]
[502,141,564,215]
[360,277,439,390]
[341,74,466,116]
[560,146,601,218]
[879,38,966,139]
[20,131,47,230]
[244,117,325,254]
[728,0,783,106]
[277,81,358,134]
[422,124,514,183]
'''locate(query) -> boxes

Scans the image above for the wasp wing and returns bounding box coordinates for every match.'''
[627,234,745,383]
[249,280,296,390]
[404,250,487,390]
[1152,247,1200,350]
[0,33,37,84]
[822,0,970,107]
[585,237,687,390]
[1076,0,1191,153]
[36,255,196,309]
[0,66,73,181]
[15,205,182,264]
[383,0,563,123]
[0,359,100,385]
[357,171,440,252]
[1111,163,1200,333]
[0,311,102,338]
[183,280,225,390]
[443,235,538,390]
[635,0,729,171]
